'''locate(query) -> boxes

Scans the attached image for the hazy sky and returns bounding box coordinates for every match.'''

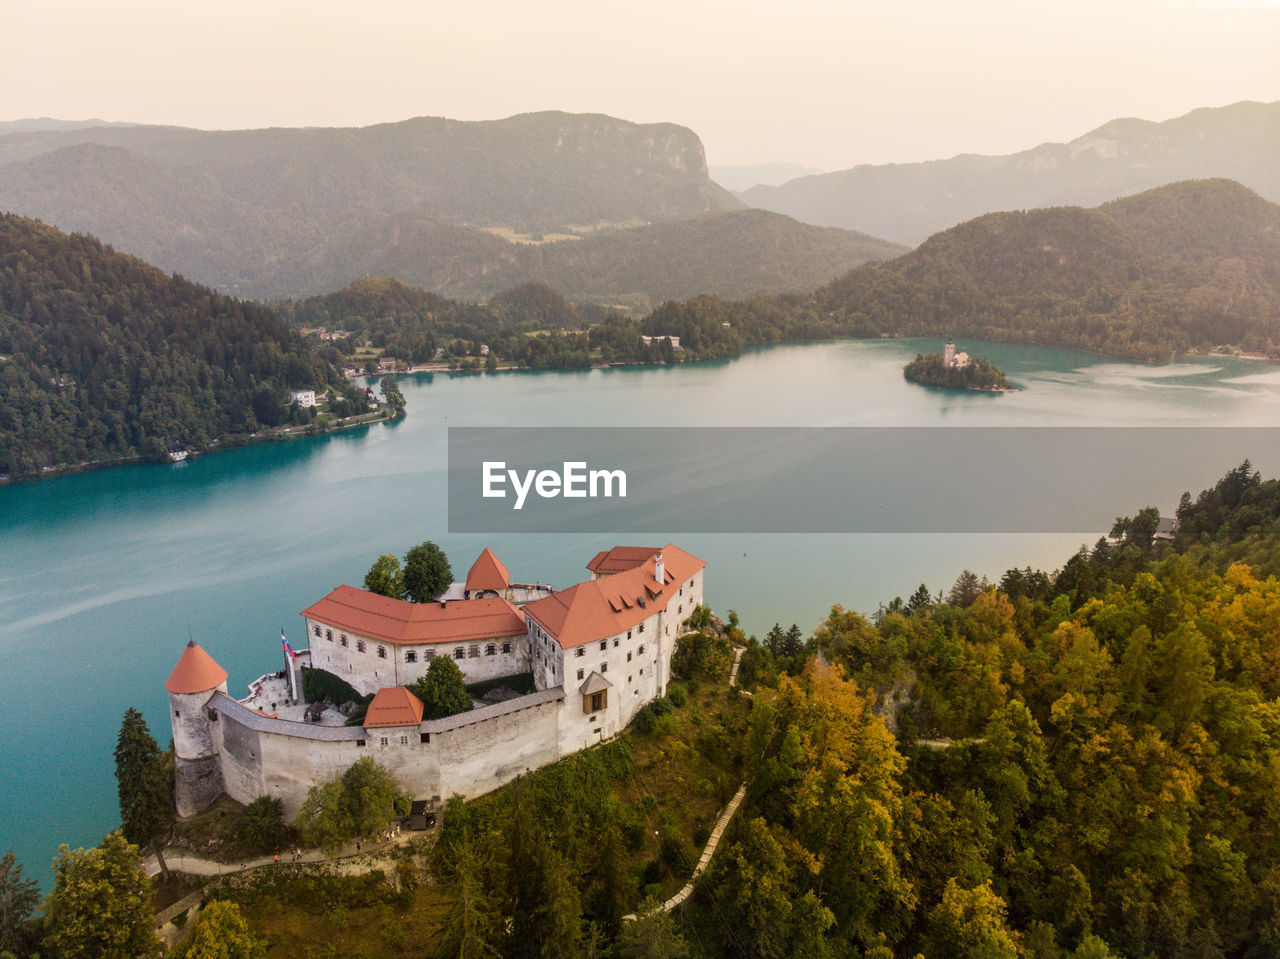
[5,0,1279,170]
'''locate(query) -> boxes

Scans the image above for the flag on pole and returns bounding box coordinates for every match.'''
[281,631,296,661]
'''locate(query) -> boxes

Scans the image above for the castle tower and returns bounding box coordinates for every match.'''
[944,340,956,367]
[166,640,229,817]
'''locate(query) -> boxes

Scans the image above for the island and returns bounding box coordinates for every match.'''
[903,340,1013,391]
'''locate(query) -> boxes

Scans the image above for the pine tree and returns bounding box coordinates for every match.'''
[436,842,501,959]
[113,707,173,879]
[593,822,631,938]
[0,851,39,957]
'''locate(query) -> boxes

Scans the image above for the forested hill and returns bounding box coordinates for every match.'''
[432,209,907,307]
[740,99,1280,244]
[0,112,743,299]
[813,179,1280,360]
[0,215,357,478]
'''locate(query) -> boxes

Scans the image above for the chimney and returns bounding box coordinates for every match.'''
[654,553,664,584]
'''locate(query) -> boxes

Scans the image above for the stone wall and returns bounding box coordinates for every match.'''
[205,687,568,817]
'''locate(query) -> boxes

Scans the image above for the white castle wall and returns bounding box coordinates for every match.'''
[304,617,531,696]
[205,688,571,816]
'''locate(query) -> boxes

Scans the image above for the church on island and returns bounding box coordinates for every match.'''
[166,544,706,819]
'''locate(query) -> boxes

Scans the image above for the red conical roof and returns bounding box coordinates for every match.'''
[165,640,228,694]
[466,547,510,593]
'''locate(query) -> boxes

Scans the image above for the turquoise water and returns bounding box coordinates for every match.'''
[3,337,1279,886]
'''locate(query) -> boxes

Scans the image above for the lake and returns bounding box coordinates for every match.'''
[2,337,1279,886]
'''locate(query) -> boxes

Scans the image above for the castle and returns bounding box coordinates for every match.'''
[166,544,706,819]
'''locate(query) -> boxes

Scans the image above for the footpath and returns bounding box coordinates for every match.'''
[626,644,749,920]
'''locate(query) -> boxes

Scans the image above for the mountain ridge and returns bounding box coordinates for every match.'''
[741,100,1280,245]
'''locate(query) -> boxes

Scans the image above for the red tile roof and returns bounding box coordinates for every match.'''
[466,547,510,593]
[363,687,425,728]
[301,586,525,645]
[586,546,661,576]
[165,641,229,694]
[524,545,705,649]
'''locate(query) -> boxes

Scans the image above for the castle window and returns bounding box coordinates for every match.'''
[313,625,320,637]
[426,650,436,661]
[638,644,645,655]
[454,648,465,660]
[575,648,584,658]
[627,652,632,662]
[628,630,632,639]
[485,644,496,656]
[405,651,417,663]
[577,669,584,680]
[638,623,645,633]
[601,663,608,673]
[357,739,366,747]
[400,736,408,745]
[613,639,619,647]
[469,645,479,658]
[377,646,387,659]
[420,733,430,744]
[380,737,388,746]
[502,643,511,654]
[326,629,333,642]
[356,640,366,653]
[640,668,644,675]
[599,640,607,651]
[174,709,180,717]
[341,636,348,647]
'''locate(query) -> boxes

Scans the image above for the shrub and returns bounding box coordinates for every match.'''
[659,829,696,875]
[641,859,665,887]
[301,667,367,707]
[666,685,689,708]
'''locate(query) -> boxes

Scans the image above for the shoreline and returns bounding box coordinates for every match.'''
[0,407,399,486]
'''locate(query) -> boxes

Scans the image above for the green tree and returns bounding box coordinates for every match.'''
[534,850,584,959]
[409,655,473,720]
[236,796,288,853]
[615,897,688,959]
[380,374,406,415]
[907,583,933,612]
[43,831,160,959]
[364,554,405,599]
[592,822,631,938]
[0,852,39,957]
[169,899,265,959]
[295,757,409,850]
[403,540,453,603]
[435,841,501,959]
[113,707,173,879]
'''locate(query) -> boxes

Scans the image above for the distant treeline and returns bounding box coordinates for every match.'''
[0,215,365,478]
